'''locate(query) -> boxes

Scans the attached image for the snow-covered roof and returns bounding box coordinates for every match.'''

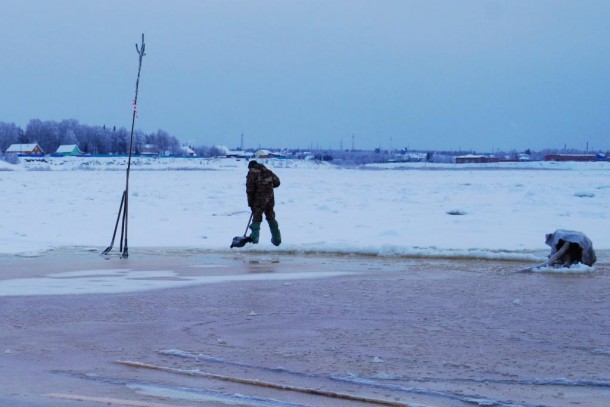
[215,145,250,157]
[456,154,486,158]
[6,143,41,153]
[215,145,231,154]
[254,149,272,157]
[56,144,80,153]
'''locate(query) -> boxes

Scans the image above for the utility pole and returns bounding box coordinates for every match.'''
[240,133,244,150]
[102,34,146,259]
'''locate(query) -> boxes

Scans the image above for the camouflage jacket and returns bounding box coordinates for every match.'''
[246,164,280,208]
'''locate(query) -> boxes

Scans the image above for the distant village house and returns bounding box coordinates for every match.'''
[455,154,522,164]
[254,149,287,159]
[54,144,82,156]
[181,145,197,157]
[544,154,599,162]
[5,143,44,156]
[455,154,496,164]
[216,145,250,159]
[140,144,160,156]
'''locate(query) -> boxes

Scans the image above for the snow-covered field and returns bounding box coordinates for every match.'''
[1,156,608,263]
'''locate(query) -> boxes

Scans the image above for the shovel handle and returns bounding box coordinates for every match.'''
[244,212,253,236]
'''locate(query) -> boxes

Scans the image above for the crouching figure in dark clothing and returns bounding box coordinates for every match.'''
[246,160,281,246]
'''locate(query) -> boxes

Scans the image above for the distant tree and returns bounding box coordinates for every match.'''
[89,126,110,154]
[147,129,175,155]
[75,127,91,154]
[42,121,60,153]
[133,130,146,154]
[207,146,225,157]
[24,119,61,153]
[167,135,181,155]
[58,119,80,146]
[66,129,78,145]
[5,117,182,157]
[108,127,129,154]
[24,119,44,144]
[0,122,22,153]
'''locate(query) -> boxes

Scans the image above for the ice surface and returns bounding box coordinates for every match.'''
[0,267,354,296]
[0,157,608,264]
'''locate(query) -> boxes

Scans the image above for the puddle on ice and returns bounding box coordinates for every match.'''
[0,268,353,297]
[127,383,302,407]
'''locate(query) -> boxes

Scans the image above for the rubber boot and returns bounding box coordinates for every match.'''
[268,219,281,246]
[249,222,261,244]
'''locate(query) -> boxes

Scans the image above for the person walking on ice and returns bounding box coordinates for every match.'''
[246,160,282,246]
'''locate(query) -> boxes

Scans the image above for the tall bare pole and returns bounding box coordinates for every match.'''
[102,34,146,258]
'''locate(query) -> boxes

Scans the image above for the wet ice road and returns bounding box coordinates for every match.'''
[0,249,609,406]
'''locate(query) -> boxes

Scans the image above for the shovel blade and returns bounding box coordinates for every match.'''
[230,235,251,248]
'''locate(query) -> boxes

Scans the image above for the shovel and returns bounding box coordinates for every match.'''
[230,213,253,248]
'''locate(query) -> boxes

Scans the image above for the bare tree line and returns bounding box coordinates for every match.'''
[0,119,183,156]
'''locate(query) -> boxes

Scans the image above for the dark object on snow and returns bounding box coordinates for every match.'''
[230,213,254,248]
[518,229,596,272]
[446,210,467,216]
[544,229,596,267]
[230,235,252,248]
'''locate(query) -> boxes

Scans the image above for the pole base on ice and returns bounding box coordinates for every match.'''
[101,190,128,256]
[101,190,130,258]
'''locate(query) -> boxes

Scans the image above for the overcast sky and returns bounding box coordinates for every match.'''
[2,0,610,152]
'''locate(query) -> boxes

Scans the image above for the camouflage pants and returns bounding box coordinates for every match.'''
[251,197,275,223]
